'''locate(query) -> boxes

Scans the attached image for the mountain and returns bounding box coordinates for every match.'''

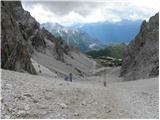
[71,20,142,44]
[120,13,159,80]
[41,22,103,52]
[1,1,95,77]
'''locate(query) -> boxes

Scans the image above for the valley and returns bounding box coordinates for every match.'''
[1,1,159,119]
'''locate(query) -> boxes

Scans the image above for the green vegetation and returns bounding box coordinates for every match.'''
[86,43,126,66]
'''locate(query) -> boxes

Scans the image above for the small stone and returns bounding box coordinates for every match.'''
[107,110,111,113]
[88,99,95,104]
[41,111,47,115]
[23,93,32,97]
[74,113,79,116]
[38,105,48,109]
[1,98,4,103]
[81,101,87,106]
[17,95,25,100]
[24,105,30,111]
[59,103,68,109]
[17,110,26,115]
[32,99,38,103]
[5,84,12,89]
[103,105,107,108]
[56,113,61,117]
[44,96,51,100]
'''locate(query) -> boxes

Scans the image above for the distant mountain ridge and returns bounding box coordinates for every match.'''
[71,20,142,44]
[41,22,104,52]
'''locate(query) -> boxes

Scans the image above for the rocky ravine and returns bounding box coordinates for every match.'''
[121,13,159,80]
[1,1,95,78]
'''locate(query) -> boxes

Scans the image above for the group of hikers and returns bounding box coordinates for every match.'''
[64,73,73,82]
[64,72,107,87]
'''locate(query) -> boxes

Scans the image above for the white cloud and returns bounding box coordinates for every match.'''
[25,4,55,23]
[22,0,159,25]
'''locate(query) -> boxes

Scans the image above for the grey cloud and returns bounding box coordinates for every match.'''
[22,1,158,24]
[22,1,105,17]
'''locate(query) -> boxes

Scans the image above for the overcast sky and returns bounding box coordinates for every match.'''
[22,0,159,26]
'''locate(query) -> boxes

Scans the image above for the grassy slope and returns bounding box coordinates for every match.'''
[86,43,126,66]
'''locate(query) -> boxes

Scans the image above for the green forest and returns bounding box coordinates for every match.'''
[86,43,126,66]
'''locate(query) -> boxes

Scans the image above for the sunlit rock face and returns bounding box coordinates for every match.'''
[121,13,159,80]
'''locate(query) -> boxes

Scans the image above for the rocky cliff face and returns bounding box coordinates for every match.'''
[1,1,94,77]
[1,1,37,74]
[120,13,159,80]
[1,1,69,74]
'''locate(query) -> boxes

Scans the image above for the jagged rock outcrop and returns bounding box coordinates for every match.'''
[3,42,36,74]
[41,28,70,61]
[120,13,159,80]
[41,28,57,43]
[10,1,46,52]
[1,1,36,74]
[54,37,71,61]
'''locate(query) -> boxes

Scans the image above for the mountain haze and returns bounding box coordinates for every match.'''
[72,20,142,44]
[41,23,103,52]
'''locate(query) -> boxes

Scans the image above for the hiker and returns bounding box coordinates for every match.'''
[64,74,68,81]
[104,80,106,87]
[103,69,107,87]
[69,73,73,82]
[38,64,41,73]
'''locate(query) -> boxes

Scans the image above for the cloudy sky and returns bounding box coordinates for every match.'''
[22,0,159,26]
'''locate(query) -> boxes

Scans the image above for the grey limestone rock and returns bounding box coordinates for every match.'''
[121,13,159,80]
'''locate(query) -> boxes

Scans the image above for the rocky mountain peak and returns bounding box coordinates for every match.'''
[120,13,159,80]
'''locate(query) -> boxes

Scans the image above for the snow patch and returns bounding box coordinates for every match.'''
[89,43,97,48]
